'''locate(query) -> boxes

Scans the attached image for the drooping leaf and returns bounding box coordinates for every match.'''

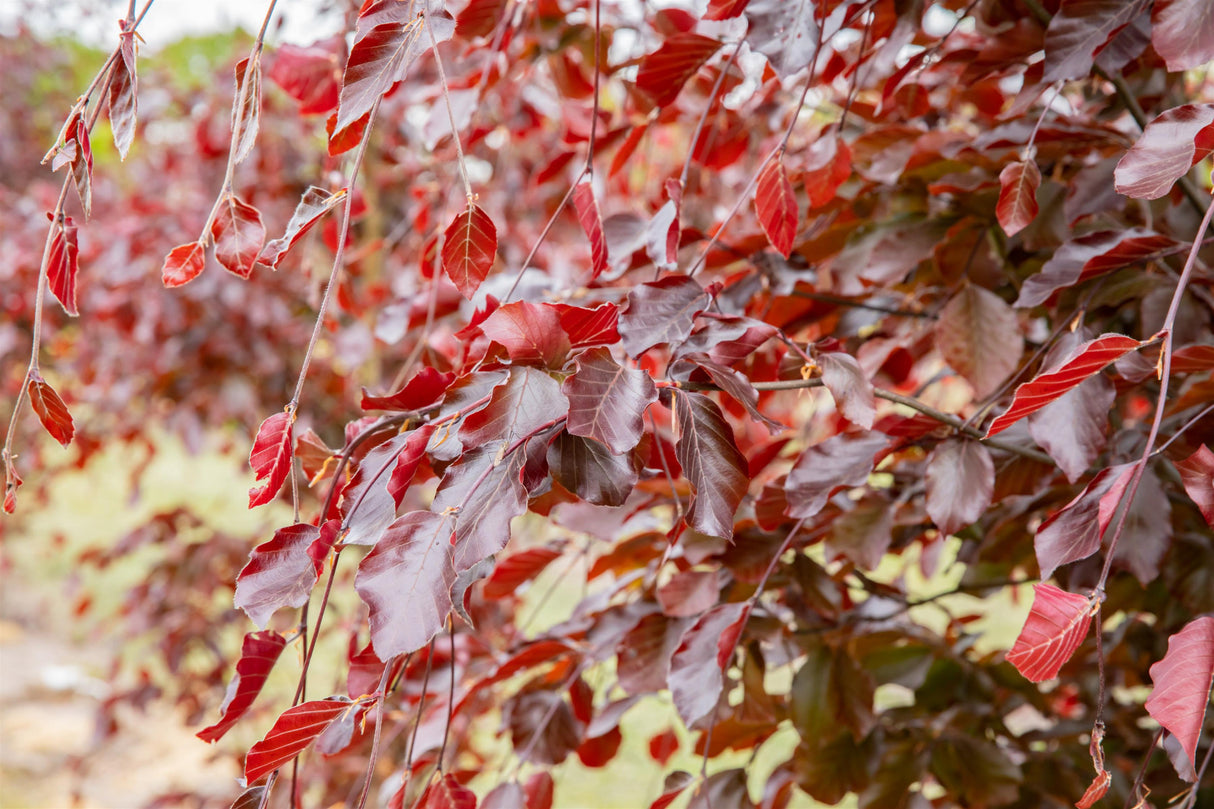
[231,56,262,165]
[619,275,709,358]
[456,0,508,39]
[925,439,994,537]
[657,570,720,618]
[785,432,888,520]
[825,498,893,570]
[248,410,295,509]
[459,366,568,452]
[1006,584,1096,682]
[234,522,332,628]
[442,203,498,299]
[817,352,875,430]
[1112,465,1172,585]
[482,782,525,809]
[1016,229,1180,307]
[3,459,21,515]
[354,511,455,659]
[507,690,582,766]
[934,284,1023,399]
[995,160,1040,237]
[1174,445,1214,527]
[1114,103,1214,200]
[555,302,620,348]
[27,374,74,447]
[161,241,207,288]
[672,390,749,539]
[212,194,266,279]
[755,157,797,258]
[678,316,777,367]
[1042,0,1143,83]
[258,186,347,270]
[244,698,352,783]
[479,301,572,368]
[549,431,638,507]
[635,33,721,108]
[47,215,79,316]
[483,543,564,599]
[986,334,1141,437]
[431,447,527,572]
[563,348,656,454]
[682,355,783,433]
[1172,344,1214,373]
[107,27,137,159]
[801,129,852,208]
[1145,616,1214,769]
[267,39,344,115]
[66,114,93,218]
[572,181,608,279]
[1028,330,1117,481]
[361,367,455,412]
[745,0,818,78]
[645,181,682,272]
[341,429,430,545]
[1035,463,1134,580]
[229,786,266,809]
[419,773,478,809]
[1151,0,1214,72]
[668,602,749,725]
[197,631,287,743]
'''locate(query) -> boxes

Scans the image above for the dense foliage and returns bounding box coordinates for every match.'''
[4,1,1213,807]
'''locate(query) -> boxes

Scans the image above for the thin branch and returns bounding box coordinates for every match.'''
[354,657,399,809]
[427,12,473,199]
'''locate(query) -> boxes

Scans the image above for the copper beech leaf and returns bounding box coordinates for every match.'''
[1145,616,1214,769]
[248,410,295,508]
[1152,0,1214,71]
[672,390,748,539]
[1075,769,1111,809]
[341,427,432,546]
[442,203,497,299]
[354,511,455,659]
[258,186,346,270]
[925,439,994,537]
[231,56,262,165]
[1028,330,1117,482]
[1042,0,1142,83]
[1174,445,1214,527]
[197,630,287,743]
[548,431,638,506]
[1006,584,1096,682]
[418,774,477,809]
[431,447,527,572]
[483,544,564,599]
[1115,104,1214,200]
[755,158,797,258]
[995,160,1040,237]
[746,0,817,78]
[817,351,875,430]
[563,348,656,454]
[556,302,620,348]
[212,194,265,279]
[244,697,352,783]
[27,374,74,447]
[361,367,455,412]
[572,181,608,279]
[266,39,344,114]
[47,215,79,316]
[3,460,21,515]
[934,284,1023,399]
[479,301,572,368]
[1035,462,1134,580]
[107,27,137,159]
[668,602,749,726]
[235,521,339,628]
[707,0,749,19]
[986,334,1141,437]
[645,180,682,272]
[1016,229,1180,308]
[635,33,721,107]
[161,240,206,288]
[785,432,888,520]
[619,275,709,358]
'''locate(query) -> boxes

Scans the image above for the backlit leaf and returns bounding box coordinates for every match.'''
[1075,769,1111,809]
[549,431,638,507]
[1151,0,1214,72]
[934,284,1023,399]
[986,334,1140,437]
[706,0,749,19]
[107,27,137,159]
[267,39,343,114]
[456,0,507,39]
[248,410,295,508]
[343,427,433,545]
[657,570,720,618]
[1016,229,1180,307]
[258,186,346,270]
[419,773,478,809]
[786,432,888,520]
[572,181,608,279]
[1034,463,1134,580]
[1145,616,1214,769]
[3,460,21,515]
[555,302,620,348]
[361,367,455,412]
[235,522,334,628]
[668,602,749,725]
[27,374,74,447]
[746,0,817,78]
[66,114,93,219]
[563,348,656,454]
[1174,445,1214,527]
[1028,330,1116,481]
[47,215,79,317]
[1006,584,1095,682]
[755,158,797,258]
[682,355,783,433]
[161,241,206,288]
[619,275,709,358]
[672,390,749,539]
[995,160,1040,237]
[818,352,875,430]
[212,194,265,279]
[431,447,527,572]
[354,511,455,658]
[635,33,721,108]
[244,698,352,783]
[1114,104,1214,200]
[231,56,262,165]
[483,543,563,599]
[442,203,498,299]
[479,301,572,368]
[197,631,287,743]
[1042,0,1142,83]
[925,439,994,537]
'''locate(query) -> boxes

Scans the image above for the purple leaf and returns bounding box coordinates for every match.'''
[548,431,638,507]
[1016,229,1180,308]
[431,447,527,572]
[785,432,888,520]
[1151,0,1214,72]
[1035,462,1133,580]
[1042,0,1143,83]
[1114,104,1214,200]
[925,439,994,537]
[681,355,783,433]
[668,603,749,725]
[563,348,656,454]
[619,275,709,358]
[258,186,347,270]
[1174,445,1214,527]
[818,352,876,430]
[672,390,749,539]
[826,498,893,570]
[934,284,1023,399]
[459,366,568,451]
[1028,331,1116,481]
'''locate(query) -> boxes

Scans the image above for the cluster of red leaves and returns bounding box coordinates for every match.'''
[4,1,1214,808]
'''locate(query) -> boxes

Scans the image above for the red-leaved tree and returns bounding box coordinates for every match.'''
[3,0,1213,807]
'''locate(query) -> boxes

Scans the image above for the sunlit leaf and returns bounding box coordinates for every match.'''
[1145,616,1214,769]
[479,301,572,368]
[635,33,721,107]
[235,521,339,628]
[197,631,287,743]
[107,28,138,159]
[361,367,455,412]
[231,56,262,165]
[418,773,478,809]
[212,194,265,279]
[572,181,608,279]
[161,241,207,288]
[47,215,79,317]
[244,697,352,783]
[995,160,1040,237]
[1115,104,1214,199]
[672,390,748,539]
[267,38,344,115]
[1151,0,1214,72]
[442,203,498,299]
[746,0,817,78]
[258,186,347,270]
[755,158,797,258]
[1006,584,1096,682]
[1174,445,1214,527]
[27,374,74,448]
[248,410,295,508]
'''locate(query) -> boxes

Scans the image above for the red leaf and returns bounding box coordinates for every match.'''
[27,374,74,447]
[523,768,554,807]
[755,158,797,258]
[1016,229,1181,308]
[549,431,639,506]
[554,302,620,348]
[925,439,994,536]
[479,301,572,368]
[986,334,1141,437]
[934,284,1023,399]
[419,773,478,809]
[658,570,720,618]
[995,160,1040,237]
[648,729,680,764]
[483,544,564,598]
[801,130,851,208]
[1006,584,1096,682]
[361,367,455,412]
[609,123,648,178]
[1042,0,1141,83]
[197,631,287,743]
[1151,0,1214,72]
[47,216,80,317]
[442,203,498,299]
[1075,769,1111,809]
[1172,344,1214,373]
[248,410,295,508]
[341,430,426,546]
[235,522,336,628]
[354,511,456,659]
[106,29,137,159]
[1174,445,1214,527]
[243,698,352,783]
[785,432,888,520]
[635,33,721,107]
[706,0,749,19]
[67,114,93,218]
[212,194,266,279]
[747,0,818,78]
[672,390,749,540]
[231,56,262,165]
[684,354,783,433]
[619,275,709,358]
[267,39,344,115]
[3,459,21,515]
[457,0,508,39]
[563,348,657,454]
[817,352,875,430]
[258,186,346,269]
[1115,103,1214,200]
[668,602,749,725]
[572,182,608,279]
[1035,463,1134,580]
[1145,616,1214,769]
[161,241,206,288]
